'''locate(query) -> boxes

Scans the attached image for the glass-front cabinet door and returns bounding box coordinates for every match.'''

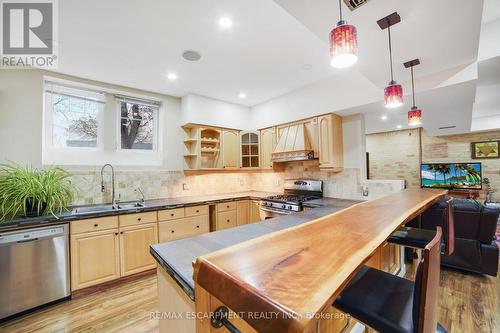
[240,131,260,168]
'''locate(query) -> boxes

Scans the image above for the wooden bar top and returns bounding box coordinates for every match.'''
[193,189,447,333]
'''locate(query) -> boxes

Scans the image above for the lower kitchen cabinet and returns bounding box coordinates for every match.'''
[249,200,261,223]
[119,223,158,276]
[70,228,121,291]
[237,200,250,225]
[217,210,238,230]
[158,215,209,242]
[365,242,401,274]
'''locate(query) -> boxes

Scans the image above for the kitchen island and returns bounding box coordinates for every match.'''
[151,189,446,333]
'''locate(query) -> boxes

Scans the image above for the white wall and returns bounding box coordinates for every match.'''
[181,94,252,130]
[0,70,184,170]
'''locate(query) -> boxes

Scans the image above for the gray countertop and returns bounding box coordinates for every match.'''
[0,191,277,232]
[150,198,361,300]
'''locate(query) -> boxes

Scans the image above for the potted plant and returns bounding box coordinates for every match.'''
[0,163,76,221]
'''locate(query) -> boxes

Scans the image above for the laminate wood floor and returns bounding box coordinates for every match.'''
[0,265,498,333]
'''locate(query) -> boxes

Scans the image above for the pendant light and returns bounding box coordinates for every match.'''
[329,0,358,68]
[378,12,403,108]
[405,58,422,126]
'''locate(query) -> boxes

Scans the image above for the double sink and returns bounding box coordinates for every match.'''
[71,201,146,215]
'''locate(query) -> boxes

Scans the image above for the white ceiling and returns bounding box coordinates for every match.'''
[54,0,497,134]
[56,0,338,106]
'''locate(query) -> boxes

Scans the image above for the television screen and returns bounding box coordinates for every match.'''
[421,163,482,189]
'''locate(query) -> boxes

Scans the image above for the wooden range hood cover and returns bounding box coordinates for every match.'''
[271,124,314,162]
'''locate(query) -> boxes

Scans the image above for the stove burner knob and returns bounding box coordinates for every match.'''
[282,204,286,209]
[288,205,292,210]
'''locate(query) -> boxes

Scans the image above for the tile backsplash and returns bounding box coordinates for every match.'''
[69,160,400,206]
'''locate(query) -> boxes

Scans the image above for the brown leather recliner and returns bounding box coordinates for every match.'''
[415,198,498,276]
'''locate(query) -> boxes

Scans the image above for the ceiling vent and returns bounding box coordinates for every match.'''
[182,50,201,62]
[343,0,370,10]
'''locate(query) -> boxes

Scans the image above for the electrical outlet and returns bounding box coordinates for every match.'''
[182,183,189,191]
[362,186,369,197]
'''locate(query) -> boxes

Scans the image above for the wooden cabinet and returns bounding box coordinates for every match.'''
[318,114,343,170]
[237,200,250,226]
[222,129,240,169]
[158,206,210,242]
[249,200,261,223]
[381,242,400,274]
[241,131,260,168]
[260,127,276,169]
[119,211,157,227]
[70,228,120,291]
[216,210,238,230]
[119,223,158,276]
[158,215,209,242]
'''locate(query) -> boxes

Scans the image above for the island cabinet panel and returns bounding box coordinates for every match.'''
[249,200,261,223]
[119,211,157,227]
[216,210,238,230]
[70,229,120,291]
[222,129,240,169]
[260,127,276,169]
[119,223,158,276]
[318,114,343,170]
[159,215,209,242]
[381,242,400,274]
[237,200,250,226]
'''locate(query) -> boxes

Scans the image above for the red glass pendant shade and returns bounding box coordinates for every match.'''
[330,22,358,68]
[384,82,403,108]
[408,107,422,126]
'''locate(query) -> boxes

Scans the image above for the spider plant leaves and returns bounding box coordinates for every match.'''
[0,162,77,221]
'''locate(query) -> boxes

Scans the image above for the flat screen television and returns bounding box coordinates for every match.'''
[421,163,482,190]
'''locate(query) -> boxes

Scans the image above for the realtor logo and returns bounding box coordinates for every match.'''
[1,0,58,68]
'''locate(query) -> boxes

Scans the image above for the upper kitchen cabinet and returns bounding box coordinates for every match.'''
[318,114,343,171]
[222,129,240,169]
[260,127,276,169]
[240,131,260,168]
[182,125,200,170]
[200,127,222,169]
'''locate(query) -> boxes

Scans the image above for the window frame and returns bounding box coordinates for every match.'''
[115,98,160,153]
[44,81,105,152]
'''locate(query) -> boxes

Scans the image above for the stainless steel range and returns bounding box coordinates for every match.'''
[260,179,323,219]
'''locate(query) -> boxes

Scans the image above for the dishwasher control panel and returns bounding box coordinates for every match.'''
[0,226,66,244]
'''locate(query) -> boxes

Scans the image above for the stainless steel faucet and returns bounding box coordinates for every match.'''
[135,187,145,204]
[100,164,117,208]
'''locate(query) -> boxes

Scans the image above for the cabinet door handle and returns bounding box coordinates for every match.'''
[196,225,200,229]
[120,231,124,234]
[115,232,118,236]
[196,210,199,213]
[171,230,175,233]
[226,219,230,223]
[94,224,98,227]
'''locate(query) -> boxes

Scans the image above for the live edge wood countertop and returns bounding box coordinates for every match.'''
[193,189,447,333]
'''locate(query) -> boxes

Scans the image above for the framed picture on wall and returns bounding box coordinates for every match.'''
[471,140,500,159]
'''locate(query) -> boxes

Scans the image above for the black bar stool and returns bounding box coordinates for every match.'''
[388,198,455,256]
[334,227,446,333]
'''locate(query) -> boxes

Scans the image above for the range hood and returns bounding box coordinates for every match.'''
[271,124,315,162]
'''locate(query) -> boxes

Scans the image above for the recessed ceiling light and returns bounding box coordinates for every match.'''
[396,124,402,129]
[218,17,233,29]
[381,115,388,120]
[238,93,247,99]
[167,73,177,81]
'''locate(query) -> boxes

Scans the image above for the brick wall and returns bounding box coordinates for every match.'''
[367,129,500,200]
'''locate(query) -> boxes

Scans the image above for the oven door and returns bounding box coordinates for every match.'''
[259,206,294,220]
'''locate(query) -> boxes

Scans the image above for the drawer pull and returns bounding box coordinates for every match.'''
[120,231,124,234]
[115,232,118,235]
[196,210,199,213]
[94,224,98,227]
[171,230,175,233]
[226,205,230,208]
[170,213,174,217]
[226,219,230,223]
[196,225,200,228]
[137,217,142,221]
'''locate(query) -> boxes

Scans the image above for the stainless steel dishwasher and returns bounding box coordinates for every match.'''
[0,224,70,320]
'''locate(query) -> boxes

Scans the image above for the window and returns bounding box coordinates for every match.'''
[45,81,105,148]
[116,96,160,151]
